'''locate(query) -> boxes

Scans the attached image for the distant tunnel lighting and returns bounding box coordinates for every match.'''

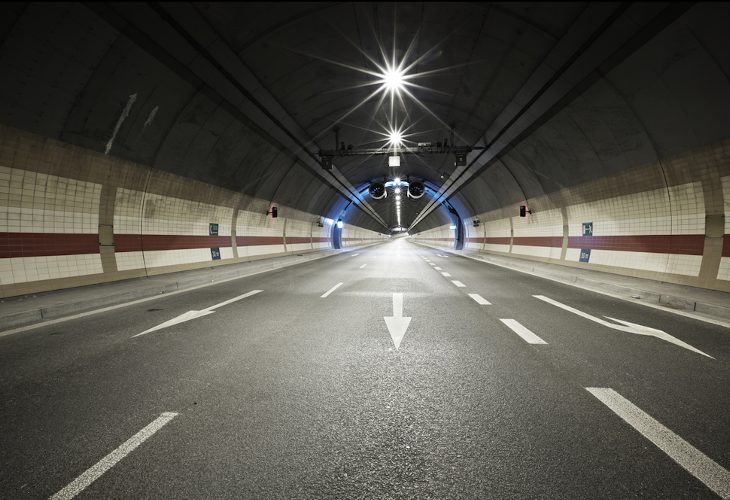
[388,155,400,167]
[395,187,401,194]
[395,195,401,201]
[449,225,457,230]
[337,220,344,229]
[394,177,401,184]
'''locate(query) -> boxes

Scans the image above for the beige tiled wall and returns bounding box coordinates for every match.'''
[718,175,730,281]
[0,166,103,285]
[0,125,383,298]
[414,144,729,292]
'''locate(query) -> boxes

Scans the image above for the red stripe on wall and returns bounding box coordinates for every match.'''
[723,234,730,257]
[467,237,511,245]
[568,234,705,255]
[0,233,99,258]
[114,234,232,252]
[512,236,563,248]
[312,237,330,243]
[286,237,312,244]
[236,236,285,246]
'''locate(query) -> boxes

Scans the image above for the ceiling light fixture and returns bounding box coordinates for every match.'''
[381,64,405,93]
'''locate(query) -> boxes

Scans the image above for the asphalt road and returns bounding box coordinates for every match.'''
[1,238,728,499]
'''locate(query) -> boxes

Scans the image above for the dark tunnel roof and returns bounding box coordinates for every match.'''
[1,2,729,232]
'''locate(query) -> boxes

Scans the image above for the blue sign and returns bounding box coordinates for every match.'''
[582,222,593,237]
[211,247,221,260]
[579,248,591,263]
[209,223,219,236]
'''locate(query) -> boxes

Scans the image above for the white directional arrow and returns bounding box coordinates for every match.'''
[534,295,713,358]
[384,293,411,350]
[133,290,263,337]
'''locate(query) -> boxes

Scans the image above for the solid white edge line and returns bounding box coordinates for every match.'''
[586,388,730,499]
[499,318,547,344]
[321,282,343,298]
[50,412,178,500]
[451,280,466,288]
[468,293,491,305]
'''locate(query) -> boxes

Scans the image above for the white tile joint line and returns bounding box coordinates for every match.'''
[50,412,178,500]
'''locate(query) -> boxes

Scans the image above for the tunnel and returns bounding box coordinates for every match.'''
[1,2,729,498]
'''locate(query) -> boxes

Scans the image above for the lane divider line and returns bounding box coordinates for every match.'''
[359,264,367,269]
[441,272,452,277]
[50,412,178,500]
[434,267,442,271]
[321,282,343,298]
[586,388,730,498]
[451,280,466,288]
[499,319,547,344]
[468,293,491,305]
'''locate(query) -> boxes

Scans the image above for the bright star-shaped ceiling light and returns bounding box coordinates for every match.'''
[380,64,406,94]
[388,128,403,147]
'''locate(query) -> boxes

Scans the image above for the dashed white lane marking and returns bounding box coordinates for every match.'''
[434,267,442,271]
[429,263,436,266]
[321,282,343,298]
[359,264,367,269]
[50,412,178,500]
[441,272,452,277]
[499,319,547,344]
[586,388,730,499]
[451,280,466,288]
[352,254,359,257]
[468,293,491,305]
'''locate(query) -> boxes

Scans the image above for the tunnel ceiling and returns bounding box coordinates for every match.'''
[1,2,728,233]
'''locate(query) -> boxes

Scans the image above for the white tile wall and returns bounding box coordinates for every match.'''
[1,254,103,284]
[717,176,730,281]
[0,166,100,234]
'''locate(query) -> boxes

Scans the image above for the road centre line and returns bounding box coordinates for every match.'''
[586,388,730,498]
[50,412,178,500]
[441,272,452,277]
[434,267,442,271]
[468,293,491,305]
[500,319,547,344]
[452,280,466,288]
[321,282,343,298]
[429,263,436,266]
